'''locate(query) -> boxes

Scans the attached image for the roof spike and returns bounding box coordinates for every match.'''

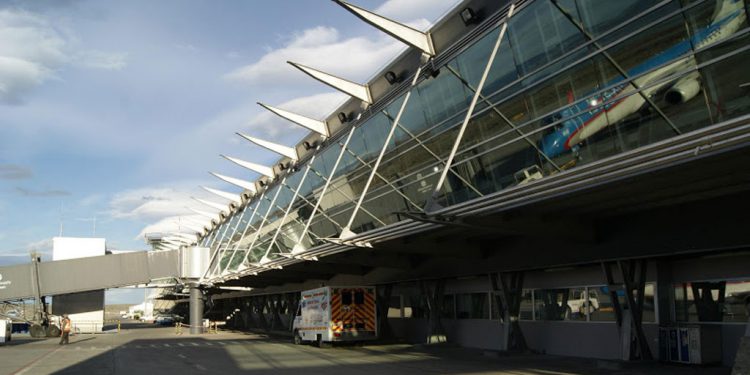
[175,221,207,234]
[236,133,298,160]
[201,186,242,204]
[288,61,372,104]
[182,216,213,227]
[209,172,257,194]
[187,207,219,221]
[257,102,329,137]
[167,232,198,240]
[221,155,275,178]
[191,197,229,212]
[333,0,435,56]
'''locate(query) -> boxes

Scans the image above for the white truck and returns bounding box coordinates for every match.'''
[292,286,377,346]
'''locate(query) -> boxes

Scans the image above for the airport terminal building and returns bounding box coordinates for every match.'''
[185,0,750,367]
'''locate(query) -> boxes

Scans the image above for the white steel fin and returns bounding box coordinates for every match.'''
[167,232,199,241]
[335,0,435,56]
[210,172,257,194]
[163,237,190,244]
[237,133,298,160]
[187,207,219,221]
[221,155,275,178]
[192,197,229,212]
[288,62,372,104]
[178,222,206,233]
[201,186,242,204]
[182,216,213,227]
[257,102,329,137]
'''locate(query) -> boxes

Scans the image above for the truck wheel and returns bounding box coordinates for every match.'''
[46,324,61,338]
[293,331,302,345]
[29,324,46,338]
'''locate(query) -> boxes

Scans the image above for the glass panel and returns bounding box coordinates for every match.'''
[725,280,750,322]
[226,205,251,246]
[574,0,665,38]
[387,296,402,318]
[456,293,489,319]
[256,173,306,259]
[695,33,750,125]
[675,280,750,322]
[441,294,456,319]
[589,286,618,321]
[307,118,394,237]
[520,290,534,320]
[508,0,586,77]
[227,250,246,272]
[491,292,501,321]
[533,288,582,321]
[403,294,427,319]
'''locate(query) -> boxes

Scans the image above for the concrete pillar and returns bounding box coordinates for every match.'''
[189,286,203,334]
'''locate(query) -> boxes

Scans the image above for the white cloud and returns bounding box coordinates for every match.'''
[224,26,404,86]
[0,9,66,103]
[175,43,199,53]
[140,91,343,182]
[136,215,207,241]
[107,185,226,240]
[0,8,127,103]
[375,0,462,27]
[108,187,200,220]
[27,237,53,254]
[74,50,128,70]
[223,0,462,88]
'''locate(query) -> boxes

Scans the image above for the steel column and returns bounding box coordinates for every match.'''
[189,285,204,334]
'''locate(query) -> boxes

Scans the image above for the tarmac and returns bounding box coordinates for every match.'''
[0,323,733,374]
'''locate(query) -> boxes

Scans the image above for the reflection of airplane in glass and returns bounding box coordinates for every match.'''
[540,0,747,158]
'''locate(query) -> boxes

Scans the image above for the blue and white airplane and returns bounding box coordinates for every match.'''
[540,0,747,158]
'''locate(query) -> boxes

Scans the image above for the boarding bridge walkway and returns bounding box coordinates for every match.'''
[0,250,183,302]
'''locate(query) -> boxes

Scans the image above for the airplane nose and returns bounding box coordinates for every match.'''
[540,134,565,158]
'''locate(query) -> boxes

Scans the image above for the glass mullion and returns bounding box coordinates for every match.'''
[239,183,285,266]
[225,194,266,273]
[217,204,254,275]
[258,169,310,260]
[264,159,334,258]
[307,123,394,236]
[207,216,235,277]
[215,211,243,275]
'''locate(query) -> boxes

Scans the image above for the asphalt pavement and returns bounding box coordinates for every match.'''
[0,324,731,374]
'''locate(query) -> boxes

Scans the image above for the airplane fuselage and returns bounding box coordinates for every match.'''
[540,0,746,158]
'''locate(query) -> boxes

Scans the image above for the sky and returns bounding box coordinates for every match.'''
[0,0,462,303]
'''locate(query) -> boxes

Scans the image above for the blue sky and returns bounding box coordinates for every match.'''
[0,0,460,303]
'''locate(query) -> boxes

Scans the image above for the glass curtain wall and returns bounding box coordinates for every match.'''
[206,0,750,275]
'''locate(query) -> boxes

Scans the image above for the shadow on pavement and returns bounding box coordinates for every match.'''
[47,332,732,375]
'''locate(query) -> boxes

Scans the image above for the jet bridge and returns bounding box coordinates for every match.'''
[0,248,206,302]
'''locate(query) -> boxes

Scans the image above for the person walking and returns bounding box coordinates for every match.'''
[59,314,71,345]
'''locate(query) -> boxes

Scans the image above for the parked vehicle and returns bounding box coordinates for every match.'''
[154,315,175,326]
[292,286,377,346]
